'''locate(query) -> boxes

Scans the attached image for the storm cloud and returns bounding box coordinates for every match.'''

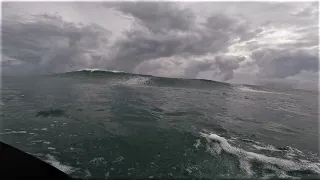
[2,2,319,90]
[2,11,111,75]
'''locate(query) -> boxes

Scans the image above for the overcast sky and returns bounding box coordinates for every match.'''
[2,1,319,90]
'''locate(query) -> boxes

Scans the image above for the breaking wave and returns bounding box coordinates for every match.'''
[55,69,229,89]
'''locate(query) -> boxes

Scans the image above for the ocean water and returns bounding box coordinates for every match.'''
[1,69,319,179]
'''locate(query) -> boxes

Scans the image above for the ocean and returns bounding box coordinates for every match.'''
[1,69,319,179]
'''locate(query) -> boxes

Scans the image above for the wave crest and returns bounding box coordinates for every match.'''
[56,70,228,89]
[76,68,125,73]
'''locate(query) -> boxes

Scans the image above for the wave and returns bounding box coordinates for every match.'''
[199,132,320,179]
[63,69,144,77]
[55,69,229,89]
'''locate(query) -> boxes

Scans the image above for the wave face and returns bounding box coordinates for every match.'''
[56,69,229,89]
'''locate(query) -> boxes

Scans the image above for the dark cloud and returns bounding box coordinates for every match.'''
[2,13,110,75]
[105,2,259,80]
[1,2,318,90]
[252,48,318,79]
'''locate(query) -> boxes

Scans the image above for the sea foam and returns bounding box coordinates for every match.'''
[200,132,320,179]
[0,130,27,135]
[76,68,124,73]
[44,154,76,174]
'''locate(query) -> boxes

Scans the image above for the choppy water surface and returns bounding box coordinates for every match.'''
[1,70,319,179]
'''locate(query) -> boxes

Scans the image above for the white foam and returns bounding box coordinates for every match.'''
[194,139,201,149]
[90,157,107,165]
[252,144,281,152]
[77,68,124,73]
[84,169,92,177]
[105,172,110,179]
[30,140,49,145]
[117,77,150,86]
[285,152,297,160]
[48,147,56,150]
[238,86,275,94]
[113,156,124,163]
[300,159,311,163]
[31,140,43,143]
[0,130,27,135]
[200,132,320,178]
[41,128,48,131]
[185,166,199,175]
[44,155,76,174]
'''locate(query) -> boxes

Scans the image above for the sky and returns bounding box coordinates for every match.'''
[1,1,319,90]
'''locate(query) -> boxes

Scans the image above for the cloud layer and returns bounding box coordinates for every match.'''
[2,2,319,90]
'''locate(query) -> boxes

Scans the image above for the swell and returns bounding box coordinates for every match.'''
[54,69,229,89]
